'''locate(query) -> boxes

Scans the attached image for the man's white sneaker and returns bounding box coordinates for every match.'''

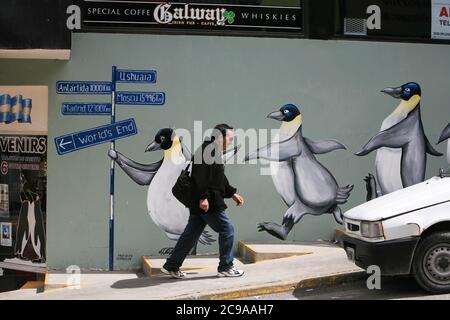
[217,266,244,277]
[161,267,187,279]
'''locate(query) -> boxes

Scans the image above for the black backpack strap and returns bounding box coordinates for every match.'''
[184,156,193,172]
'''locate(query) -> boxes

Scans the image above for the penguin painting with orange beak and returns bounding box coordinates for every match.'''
[245,104,353,240]
[356,82,442,200]
[108,128,239,252]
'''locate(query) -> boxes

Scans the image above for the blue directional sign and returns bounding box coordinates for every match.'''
[115,69,157,84]
[116,91,165,105]
[55,118,138,155]
[56,81,112,94]
[61,103,112,115]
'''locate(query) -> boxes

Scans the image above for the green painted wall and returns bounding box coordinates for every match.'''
[1,33,449,270]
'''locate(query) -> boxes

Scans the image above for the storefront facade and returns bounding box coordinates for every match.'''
[1,0,450,271]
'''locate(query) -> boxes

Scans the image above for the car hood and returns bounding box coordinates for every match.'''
[344,176,450,221]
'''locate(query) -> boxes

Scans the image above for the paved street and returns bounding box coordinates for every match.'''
[238,276,450,300]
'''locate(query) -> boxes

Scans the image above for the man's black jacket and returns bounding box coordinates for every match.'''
[189,139,237,214]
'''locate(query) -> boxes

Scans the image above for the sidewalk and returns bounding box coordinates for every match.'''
[0,241,365,300]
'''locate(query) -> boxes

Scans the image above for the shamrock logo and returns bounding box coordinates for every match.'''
[223,10,235,24]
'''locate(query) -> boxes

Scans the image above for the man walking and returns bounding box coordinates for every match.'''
[162,123,245,278]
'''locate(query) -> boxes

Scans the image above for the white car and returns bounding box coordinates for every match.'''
[341,172,450,294]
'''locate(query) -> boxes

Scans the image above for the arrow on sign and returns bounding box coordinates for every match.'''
[58,138,73,150]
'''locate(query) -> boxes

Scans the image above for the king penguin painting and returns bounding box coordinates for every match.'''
[109,128,239,253]
[14,172,46,263]
[245,104,353,240]
[355,82,442,200]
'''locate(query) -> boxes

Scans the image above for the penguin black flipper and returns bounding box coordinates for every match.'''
[14,196,29,256]
[244,127,302,162]
[438,123,450,144]
[304,138,346,154]
[32,194,46,262]
[425,135,443,156]
[364,173,379,201]
[108,150,163,186]
[354,115,413,156]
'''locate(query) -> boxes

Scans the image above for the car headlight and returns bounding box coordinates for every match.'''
[360,221,384,238]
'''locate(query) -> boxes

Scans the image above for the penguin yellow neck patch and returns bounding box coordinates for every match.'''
[164,137,183,160]
[280,114,302,136]
[394,94,421,116]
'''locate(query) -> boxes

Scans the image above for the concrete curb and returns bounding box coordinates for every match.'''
[173,270,366,300]
[238,241,314,263]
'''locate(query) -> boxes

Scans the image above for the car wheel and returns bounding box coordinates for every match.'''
[412,231,450,294]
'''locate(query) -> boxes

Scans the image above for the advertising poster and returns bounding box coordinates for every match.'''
[0,135,47,271]
[0,86,48,135]
[0,86,47,272]
[81,0,303,32]
[432,0,450,39]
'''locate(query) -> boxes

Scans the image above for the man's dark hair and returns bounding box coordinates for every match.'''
[213,123,233,139]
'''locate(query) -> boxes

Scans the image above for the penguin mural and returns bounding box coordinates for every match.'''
[14,172,46,263]
[437,123,450,164]
[356,82,442,200]
[245,104,353,240]
[108,128,239,253]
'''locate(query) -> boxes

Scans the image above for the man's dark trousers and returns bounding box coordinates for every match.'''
[163,210,235,272]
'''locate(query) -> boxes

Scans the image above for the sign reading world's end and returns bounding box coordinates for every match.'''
[55,118,137,155]
[116,69,157,84]
[116,91,165,105]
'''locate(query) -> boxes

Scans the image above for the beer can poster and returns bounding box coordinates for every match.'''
[0,135,47,266]
[0,86,48,135]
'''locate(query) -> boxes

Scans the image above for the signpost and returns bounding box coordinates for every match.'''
[109,67,117,272]
[108,66,163,271]
[56,66,164,271]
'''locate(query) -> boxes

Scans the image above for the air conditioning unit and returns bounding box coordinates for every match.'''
[344,18,367,36]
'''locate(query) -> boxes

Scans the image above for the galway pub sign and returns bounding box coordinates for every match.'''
[82,0,303,32]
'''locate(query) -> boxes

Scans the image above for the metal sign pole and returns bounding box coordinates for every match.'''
[109,66,117,271]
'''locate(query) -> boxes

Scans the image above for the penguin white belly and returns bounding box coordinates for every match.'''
[293,154,337,209]
[27,202,41,256]
[147,159,189,240]
[270,132,297,206]
[447,140,450,164]
[270,160,297,206]
[375,147,402,194]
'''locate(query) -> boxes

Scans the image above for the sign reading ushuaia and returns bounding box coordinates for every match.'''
[82,1,303,32]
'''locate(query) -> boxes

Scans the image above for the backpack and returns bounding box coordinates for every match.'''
[172,159,194,208]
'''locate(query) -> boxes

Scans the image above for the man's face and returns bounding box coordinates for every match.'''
[217,129,234,151]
